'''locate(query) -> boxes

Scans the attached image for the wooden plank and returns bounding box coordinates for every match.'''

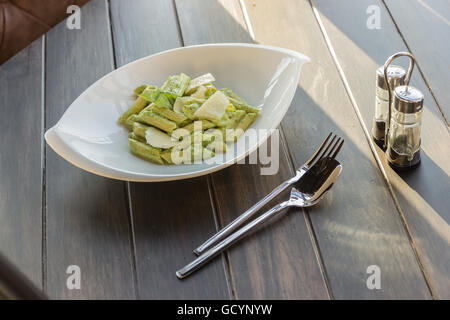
[385,0,449,122]
[210,141,329,299]
[45,0,135,299]
[127,178,231,299]
[0,38,43,289]
[109,0,230,299]
[176,0,252,44]
[175,0,329,299]
[244,0,432,299]
[109,0,182,65]
[314,0,450,298]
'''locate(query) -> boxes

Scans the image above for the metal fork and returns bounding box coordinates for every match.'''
[176,153,343,279]
[193,132,344,256]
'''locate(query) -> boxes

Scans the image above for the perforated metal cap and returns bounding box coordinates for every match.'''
[376,65,406,91]
[393,85,424,113]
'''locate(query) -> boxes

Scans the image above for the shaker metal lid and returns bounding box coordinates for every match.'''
[376,65,406,91]
[393,85,424,113]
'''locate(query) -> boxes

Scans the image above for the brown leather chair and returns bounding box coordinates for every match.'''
[0,0,90,64]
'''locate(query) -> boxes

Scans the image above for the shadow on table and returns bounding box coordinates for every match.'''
[396,151,450,225]
[313,0,450,236]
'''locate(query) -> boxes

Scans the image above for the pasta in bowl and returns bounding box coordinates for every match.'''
[120,72,259,165]
[45,43,309,182]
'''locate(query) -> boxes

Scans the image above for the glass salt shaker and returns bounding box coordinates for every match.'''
[386,85,423,170]
[373,65,406,149]
[383,52,423,170]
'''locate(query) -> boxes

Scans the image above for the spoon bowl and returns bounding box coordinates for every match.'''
[290,157,342,207]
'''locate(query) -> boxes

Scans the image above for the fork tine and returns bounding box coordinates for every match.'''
[305,132,333,166]
[330,139,344,159]
[314,134,337,163]
[324,137,341,158]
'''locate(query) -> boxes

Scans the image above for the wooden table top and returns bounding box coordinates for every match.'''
[0,0,448,300]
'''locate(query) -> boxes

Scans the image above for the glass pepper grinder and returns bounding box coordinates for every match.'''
[383,52,423,171]
[372,65,406,149]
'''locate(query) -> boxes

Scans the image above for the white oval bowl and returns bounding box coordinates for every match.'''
[45,43,309,182]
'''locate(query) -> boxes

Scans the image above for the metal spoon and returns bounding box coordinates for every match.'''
[176,157,342,279]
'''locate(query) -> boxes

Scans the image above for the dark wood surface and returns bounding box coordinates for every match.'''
[384,0,449,123]
[244,0,432,299]
[0,0,448,299]
[45,0,135,299]
[109,0,231,299]
[314,0,450,299]
[176,0,329,299]
[0,38,43,289]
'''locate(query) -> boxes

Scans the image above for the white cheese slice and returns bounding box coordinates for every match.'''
[145,127,178,149]
[190,86,207,99]
[185,73,215,94]
[173,97,185,114]
[194,91,229,121]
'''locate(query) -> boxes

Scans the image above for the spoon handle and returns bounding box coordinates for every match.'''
[176,201,291,279]
[193,172,303,256]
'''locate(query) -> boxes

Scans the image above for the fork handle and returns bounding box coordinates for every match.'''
[193,171,303,256]
[177,201,291,279]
